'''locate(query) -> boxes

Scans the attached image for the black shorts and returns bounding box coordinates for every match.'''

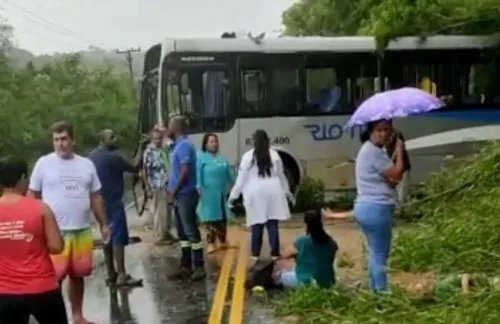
[0,289,68,324]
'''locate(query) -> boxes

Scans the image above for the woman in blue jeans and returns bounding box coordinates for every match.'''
[324,119,405,293]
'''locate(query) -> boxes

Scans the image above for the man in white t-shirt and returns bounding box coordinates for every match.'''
[28,121,110,324]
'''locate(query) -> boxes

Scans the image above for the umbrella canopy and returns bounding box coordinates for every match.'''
[345,87,445,128]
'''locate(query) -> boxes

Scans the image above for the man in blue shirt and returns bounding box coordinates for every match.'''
[89,129,143,287]
[166,116,205,281]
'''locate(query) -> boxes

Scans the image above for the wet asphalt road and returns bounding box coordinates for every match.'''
[34,191,280,324]
[81,242,215,324]
[80,234,278,324]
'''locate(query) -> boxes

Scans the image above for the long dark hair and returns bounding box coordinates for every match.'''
[304,210,333,245]
[360,121,378,143]
[252,130,272,177]
[201,133,218,152]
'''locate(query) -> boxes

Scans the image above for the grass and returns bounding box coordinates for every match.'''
[276,284,500,324]
[275,142,500,323]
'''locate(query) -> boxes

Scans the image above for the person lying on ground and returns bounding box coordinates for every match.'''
[271,209,338,289]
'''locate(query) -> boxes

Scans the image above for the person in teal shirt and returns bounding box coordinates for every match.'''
[276,209,338,288]
[196,133,235,254]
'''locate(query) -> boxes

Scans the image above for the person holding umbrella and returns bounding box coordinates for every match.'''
[332,87,444,293]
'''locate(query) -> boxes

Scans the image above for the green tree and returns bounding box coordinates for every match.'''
[282,0,500,45]
[0,23,137,164]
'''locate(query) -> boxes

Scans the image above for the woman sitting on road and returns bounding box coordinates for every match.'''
[196,133,235,254]
[0,156,68,324]
[273,210,338,289]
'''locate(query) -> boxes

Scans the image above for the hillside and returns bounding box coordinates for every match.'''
[7,46,145,76]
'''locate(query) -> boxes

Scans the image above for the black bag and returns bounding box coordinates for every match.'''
[245,260,280,291]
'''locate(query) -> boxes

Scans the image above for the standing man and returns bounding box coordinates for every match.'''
[28,121,110,324]
[88,129,143,287]
[143,127,176,244]
[167,116,205,281]
[386,121,412,201]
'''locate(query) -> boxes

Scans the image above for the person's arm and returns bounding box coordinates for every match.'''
[115,153,139,173]
[88,163,107,228]
[384,139,404,182]
[170,142,191,197]
[196,153,203,192]
[142,148,152,189]
[321,208,353,220]
[374,139,404,183]
[280,244,298,260]
[42,203,64,254]
[226,158,236,185]
[27,158,44,198]
[228,152,252,201]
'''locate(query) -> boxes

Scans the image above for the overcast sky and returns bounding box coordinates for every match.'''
[1,0,295,54]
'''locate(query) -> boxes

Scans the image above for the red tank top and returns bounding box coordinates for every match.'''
[0,196,58,294]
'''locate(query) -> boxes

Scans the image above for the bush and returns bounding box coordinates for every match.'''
[391,141,500,274]
[292,176,325,212]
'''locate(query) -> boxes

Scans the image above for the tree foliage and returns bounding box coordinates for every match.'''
[0,25,137,164]
[282,0,500,45]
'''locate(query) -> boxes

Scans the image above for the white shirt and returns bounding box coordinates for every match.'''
[229,148,291,226]
[29,153,101,230]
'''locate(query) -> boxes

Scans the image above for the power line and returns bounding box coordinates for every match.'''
[1,0,101,47]
[116,47,141,86]
[116,47,142,98]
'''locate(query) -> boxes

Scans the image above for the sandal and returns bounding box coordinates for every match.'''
[116,274,143,287]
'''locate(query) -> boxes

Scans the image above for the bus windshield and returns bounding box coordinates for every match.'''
[164,66,232,132]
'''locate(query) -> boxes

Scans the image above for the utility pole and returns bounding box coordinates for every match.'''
[116,47,141,90]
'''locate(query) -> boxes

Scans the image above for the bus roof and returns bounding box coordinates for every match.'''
[159,35,495,54]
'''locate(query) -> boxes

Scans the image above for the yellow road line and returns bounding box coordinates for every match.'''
[208,248,236,324]
[229,237,248,324]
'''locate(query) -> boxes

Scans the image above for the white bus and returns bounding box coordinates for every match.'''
[138,35,500,192]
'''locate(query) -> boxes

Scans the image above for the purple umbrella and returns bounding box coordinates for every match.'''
[345,87,445,128]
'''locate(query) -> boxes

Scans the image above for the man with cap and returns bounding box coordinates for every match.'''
[88,129,143,287]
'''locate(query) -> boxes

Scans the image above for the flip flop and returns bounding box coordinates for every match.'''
[116,274,143,287]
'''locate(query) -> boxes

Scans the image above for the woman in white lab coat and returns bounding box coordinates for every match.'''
[229,130,292,260]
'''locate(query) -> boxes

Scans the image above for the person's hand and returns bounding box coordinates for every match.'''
[139,134,150,145]
[285,192,296,206]
[100,224,111,244]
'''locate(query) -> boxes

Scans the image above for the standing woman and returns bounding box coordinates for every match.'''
[229,130,292,261]
[351,119,405,293]
[0,157,68,323]
[196,133,235,254]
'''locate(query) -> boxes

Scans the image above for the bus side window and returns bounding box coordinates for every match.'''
[305,68,341,113]
[271,68,300,115]
[241,70,266,114]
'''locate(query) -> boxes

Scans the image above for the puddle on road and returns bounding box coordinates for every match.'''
[71,244,216,324]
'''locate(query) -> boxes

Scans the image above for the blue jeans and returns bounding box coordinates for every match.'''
[277,267,300,288]
[354,202,394,292]
[251,220,280,258]
[174,190,204,269]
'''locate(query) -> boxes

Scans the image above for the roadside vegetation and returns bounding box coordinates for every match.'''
[275,0,500,322]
